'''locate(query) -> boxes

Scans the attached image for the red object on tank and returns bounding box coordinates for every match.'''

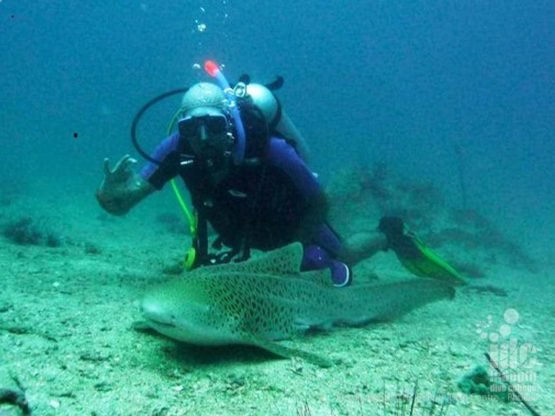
[204,60,220,77]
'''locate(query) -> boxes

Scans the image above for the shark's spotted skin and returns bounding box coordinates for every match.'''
[141,243,454,366]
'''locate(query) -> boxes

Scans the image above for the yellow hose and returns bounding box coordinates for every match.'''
[166,109,197,237]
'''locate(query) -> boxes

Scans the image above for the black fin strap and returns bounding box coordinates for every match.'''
[265,76,284,91]
[238,74,251,84]
[236,74,283,90]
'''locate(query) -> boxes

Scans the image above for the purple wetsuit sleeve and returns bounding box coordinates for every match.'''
[266,137,321,199]
[139,132,181,189]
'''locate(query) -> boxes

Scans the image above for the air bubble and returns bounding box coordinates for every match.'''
[504,308,519,325]
[499,324,512,338]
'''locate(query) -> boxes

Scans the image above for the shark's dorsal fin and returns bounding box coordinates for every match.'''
[192,242,305,277]
[243,242,304,274]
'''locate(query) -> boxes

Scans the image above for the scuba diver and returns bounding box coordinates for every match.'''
[96,67,464,287]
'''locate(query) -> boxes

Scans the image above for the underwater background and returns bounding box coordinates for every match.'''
[2,0,554,257]
[1,1,554,415]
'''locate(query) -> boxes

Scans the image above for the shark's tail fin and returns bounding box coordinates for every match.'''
[304,279,455,328]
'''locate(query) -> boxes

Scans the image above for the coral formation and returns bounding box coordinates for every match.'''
[458,365,508,401]
[326,166,537,274]
[2,217,62,247]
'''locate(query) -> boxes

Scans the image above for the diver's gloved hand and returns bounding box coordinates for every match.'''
[96,154,153,215]
[102,154,138,186]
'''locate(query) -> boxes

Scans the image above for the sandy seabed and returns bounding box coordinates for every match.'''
[0,180,553,416]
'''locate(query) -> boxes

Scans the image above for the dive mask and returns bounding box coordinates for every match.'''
[178,114,228,139]
[178,114,232,159]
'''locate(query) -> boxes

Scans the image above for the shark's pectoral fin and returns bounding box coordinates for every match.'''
[132,320,164,337]
[246,335,333,368]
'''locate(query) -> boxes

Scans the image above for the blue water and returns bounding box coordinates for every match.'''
[2,0,554,254]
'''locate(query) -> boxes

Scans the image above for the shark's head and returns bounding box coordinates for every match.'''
[141,277,241,345]
[141,244,310,346]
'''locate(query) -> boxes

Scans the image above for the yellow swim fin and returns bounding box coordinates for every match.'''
[379,217,466,285]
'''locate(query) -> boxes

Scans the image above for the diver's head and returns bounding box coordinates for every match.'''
[178,82,233,161]
[181,82,227,113]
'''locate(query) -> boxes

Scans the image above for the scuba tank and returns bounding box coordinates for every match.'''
[244,82,311,162]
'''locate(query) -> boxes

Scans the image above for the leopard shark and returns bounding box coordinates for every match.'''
[140,243,455,366]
